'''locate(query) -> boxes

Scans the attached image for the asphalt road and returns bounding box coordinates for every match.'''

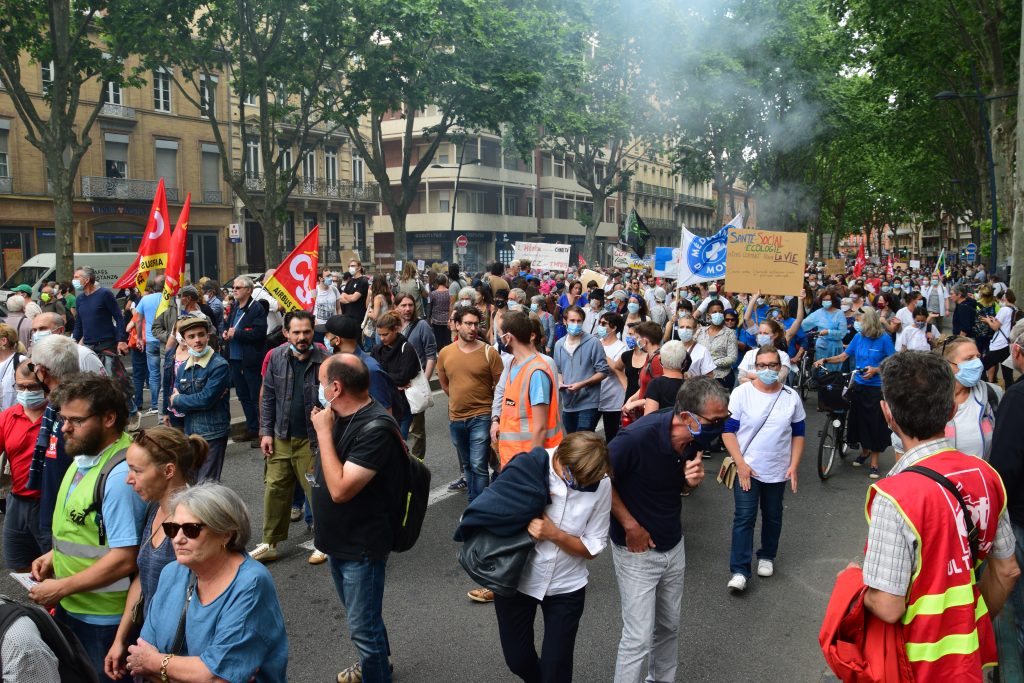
[0,389,879,682]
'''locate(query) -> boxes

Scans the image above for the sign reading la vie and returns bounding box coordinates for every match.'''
[724,229,806,296]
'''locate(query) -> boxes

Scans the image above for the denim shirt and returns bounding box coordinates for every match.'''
[173,351,231,440]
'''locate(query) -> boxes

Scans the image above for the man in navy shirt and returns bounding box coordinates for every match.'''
[71,266,128,355]
[609,377,728,683]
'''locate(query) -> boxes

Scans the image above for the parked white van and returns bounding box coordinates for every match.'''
[0,252,139,305]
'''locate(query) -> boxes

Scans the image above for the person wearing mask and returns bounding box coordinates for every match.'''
[951,283,978,339]
[553,306,609,434]
[491,432,612,683]
[531,295,556,355]
[609,378,723,683]
[29,374,147,683]
[38,284,67,323]
[224,276,268,447]
[394,293,437,459]
[1,361,47,572]
[723,346,805,592]
[814,307,895,478]
[340,258,371,323]
[583,289,605,335]
[125,483,288,682]
[982,289,1018,386]
[324,315,395,413]
[161,324,190,431]
[133,276,165,416]
[1,294,32,352]
[974,283,1000,356]
[597,313,629,442]
[891,290,923,335]
[738,320,792,383]
[201,281,225,335]
[314,271,343,343]
[856,351,1019,682]
[800,289,847,371]
[103,427,208,679]
[620,322,667,418]
[895,307,939,352]
[427,273,453,351]
[311,354,406,683]
[673,314,715,378]
[372,312,423,440]
[695,299,738,388]
[921,275,949,331]
[642,340,689,414]
[71,266,129,358]
[0,324,23,411]
[928,337,1001,461]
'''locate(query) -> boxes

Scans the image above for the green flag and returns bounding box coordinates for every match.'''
[620,208,651,258]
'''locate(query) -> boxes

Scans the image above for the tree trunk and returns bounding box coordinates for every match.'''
[391,210,409,262]
[584,191,604,266]
[262,210,281,272]
[50,160,75,282]
[1010,12,1024,294]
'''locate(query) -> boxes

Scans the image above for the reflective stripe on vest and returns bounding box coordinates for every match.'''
[905,631,980,663]
[51,432,133,616]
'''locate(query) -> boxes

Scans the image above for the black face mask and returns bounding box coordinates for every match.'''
[693,423,724,450]
[495,300,507,309]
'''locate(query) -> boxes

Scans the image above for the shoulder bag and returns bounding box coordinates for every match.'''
[360,302,376,340]
[718,386,785,489]
[401,341,434,415]
[905,465,979,565]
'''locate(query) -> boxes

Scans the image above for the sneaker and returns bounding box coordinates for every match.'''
[249,543,278,563]
[852,455,868,467]
[447,477,468,492]
[249,438,261,449]
[757,559,774,577]
[467,588,495,603]
[308,549,328,565]
[728,573,747,592]
[127,412,142,431]
[290,506,302,522]
[145,408,159,416]
[869,467,880,479]
[337,658,393,683]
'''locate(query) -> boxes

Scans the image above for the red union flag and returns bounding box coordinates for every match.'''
[263,226,319,312]
[114,178,171,289]
[853,242,866,278]
[155,193,190,317]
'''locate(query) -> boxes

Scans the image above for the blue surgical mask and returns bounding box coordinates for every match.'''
[710,312,725,326]
[567,323,583,336]
[595,326,608,339]
[854,321,863,333]
[31,330,52,345]
[530,303,539,312]
[678,327,694,342]
[756,298,765,306]
[625,336,637,350]
[187,346,209,358]
[955,357,984,388]
[686,412,723,450]
[16,389,46,409]
[931,279,939,286]
[756,333,771,347]
[507,301,521,311]
[324,277,333,286]
[756,368,780,385]
[606,302,617,312]
[627,302,640,314]
[71,279,83,291]
[289,343,305,355]
[821,300,833,310]
[881,286,890,293]
[318,383,334,408]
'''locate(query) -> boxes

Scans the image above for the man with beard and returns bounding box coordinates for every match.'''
[28,374,146,683]
[251,310,331,565]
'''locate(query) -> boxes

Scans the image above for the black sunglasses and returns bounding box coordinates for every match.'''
[695,410,732,428]
[162,522,206,539]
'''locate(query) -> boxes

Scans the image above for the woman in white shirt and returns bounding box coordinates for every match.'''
[982,289,1017,386]
[674,315,715,378]
[737,320,791,383]
[494,432,612,682]
[722,346,805,593]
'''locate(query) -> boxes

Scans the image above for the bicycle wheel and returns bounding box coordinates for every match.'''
[818,414,841,480]
[799,358,810,400]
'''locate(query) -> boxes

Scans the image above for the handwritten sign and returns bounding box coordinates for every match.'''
[724,229,807,296]
[824,258,846,276]
[579,268,606,289]
[513,241,571,271]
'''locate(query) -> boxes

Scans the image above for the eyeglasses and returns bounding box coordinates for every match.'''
[694,410,732,428]
[754,363,782,371]
[162,522,206,539]
[59,413,95,429]
[231,286,248,290]
[14,383,44,391]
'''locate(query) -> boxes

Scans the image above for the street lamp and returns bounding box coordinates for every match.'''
[431,145,481,265]
[935,67,1016,275]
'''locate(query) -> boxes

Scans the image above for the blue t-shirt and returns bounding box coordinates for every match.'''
[509,356,552,405]
[844,333,895,386]
[136,293,163,344]
[141,557,288,683]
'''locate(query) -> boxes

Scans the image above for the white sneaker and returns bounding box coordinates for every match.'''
[757,559,774,577]
[727,573,747,592]
[249,543,278,562]
[145,408,159,416]
[308,549,328,565]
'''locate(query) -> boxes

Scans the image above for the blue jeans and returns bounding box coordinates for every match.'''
[328,556,392,683]
[144,341,163,410]
[55,607,119,683]
[730,478,786,578]
[398,409,413,440]
[229,359,261,433]
[450,414,491,502]
[131,348,148,408]
[561,407,599,434]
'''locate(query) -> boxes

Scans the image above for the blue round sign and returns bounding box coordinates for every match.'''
[965,242,977,253]
[686,231,729,278]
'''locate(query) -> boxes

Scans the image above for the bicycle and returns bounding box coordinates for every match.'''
[796,348,815,400]
[815,367,859,480]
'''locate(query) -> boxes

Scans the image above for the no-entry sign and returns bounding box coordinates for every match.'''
[456,234,469,248]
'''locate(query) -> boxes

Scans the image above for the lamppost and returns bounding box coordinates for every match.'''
[936,67,1016,274]
[431,143,481,265]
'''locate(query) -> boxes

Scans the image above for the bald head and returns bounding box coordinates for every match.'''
[15,359,37,382]
[322,353,369,399]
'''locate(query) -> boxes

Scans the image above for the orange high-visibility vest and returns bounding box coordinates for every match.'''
[497,355,562,468]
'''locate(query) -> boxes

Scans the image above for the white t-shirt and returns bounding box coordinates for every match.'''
[314,285,341,325]
[988,305,1015,351]
[682,341,715,378]
[895,306,915,330]
[727,382,806,483]
[598,339,628,412]
[738,348,791,378]
[896,324,939,352]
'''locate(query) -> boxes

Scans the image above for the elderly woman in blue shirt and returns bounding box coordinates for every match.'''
[800,289,847,370]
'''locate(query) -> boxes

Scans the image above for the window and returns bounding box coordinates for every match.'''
[324,147,338,185]
[154,140,178,189]
[281,212,295,251]
[153,68,171,112]
[541,154,553,177]
[438,190,450,214]
[104,133,128,178]
[504,195,517,216]
[460,190,486,214]
[201,144,220,196]
[301,149,316,180]
[526,197,534,217]
[438,153,449,165]
[243,90,257,107]
[353,214,366,250]
[553,155,565,179]
[41,61,53,93]
[326,212,340,251]
[303,211,317,235]
[0,129,8,178]
[278,141,292,173]
[244,138,260,177]
[199,75,217,118]
[351,151,364,184]
[102,81,122,106]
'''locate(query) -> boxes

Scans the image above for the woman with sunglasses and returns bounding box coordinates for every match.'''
[492,432,611,683]
[125,483,288,682]
[104,427,208,680]
[723,345,805,593]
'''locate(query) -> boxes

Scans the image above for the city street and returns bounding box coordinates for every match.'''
[0,389,873,682]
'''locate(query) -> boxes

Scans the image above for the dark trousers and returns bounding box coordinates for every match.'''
[493,587,586,683]
[196,435,228,482]
[229,359,261,433]
[431,323,451,351]
[601,411,622,443]
[55,606,119,683]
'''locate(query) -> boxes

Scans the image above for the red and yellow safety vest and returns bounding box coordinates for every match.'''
[866,448,1006,682]
[497,355,562,468]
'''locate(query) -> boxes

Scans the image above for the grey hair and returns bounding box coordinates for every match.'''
[509,288,526,302]
[37,312,64,329]
[857,307,885,339]
[660,340,689,371]
[31,334,80,379]
[458,287,477,301]
[233,276,255,289]
[169,482,251,553]
[78,266,97,282]
[1008,320,1024,348]
[5,296,24,313]
[531,294,546,306]
[952,284,969,298]
[674,376,729,417]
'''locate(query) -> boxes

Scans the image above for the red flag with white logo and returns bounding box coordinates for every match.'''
[262,227,319,312]
[114,178,171,289]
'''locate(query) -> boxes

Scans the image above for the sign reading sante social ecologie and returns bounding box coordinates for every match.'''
[514,241,571,271]
[724,229,807,296]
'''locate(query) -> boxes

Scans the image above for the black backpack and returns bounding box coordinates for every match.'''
[0,598,99,682]
[361,418,431,553]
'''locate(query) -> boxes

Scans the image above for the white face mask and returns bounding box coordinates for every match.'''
[349,267,357,276]
[74,454,103,470]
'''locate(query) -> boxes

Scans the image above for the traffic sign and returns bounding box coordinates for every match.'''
[456,234,468,248]
[965,242,977,263]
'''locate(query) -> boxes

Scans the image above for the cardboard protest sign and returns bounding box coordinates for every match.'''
[724,229,806,296]
[579,269,607,289]
[825,259,846,276]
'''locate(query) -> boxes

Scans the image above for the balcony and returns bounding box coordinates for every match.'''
[645,218,678,232]
[201,190,223,204]
[81,177,179,202]
[0,177,11,194]
[98,103,136,121]
[676,192,715,209]
[375,212,536,234]
[631,181,675,200]
[241,175,381,203]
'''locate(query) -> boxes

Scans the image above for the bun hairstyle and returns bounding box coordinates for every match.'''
[133,426,210,485]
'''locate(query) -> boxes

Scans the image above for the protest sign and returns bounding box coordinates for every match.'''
[724,229,806,296]
[514,241,571,271]
[579,268,606,289]
[909,259,921,270]
[824,259,846,276]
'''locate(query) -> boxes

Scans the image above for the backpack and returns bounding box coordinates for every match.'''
[361,417,431,553]
[74,447,129,546]
[0,597,99,682]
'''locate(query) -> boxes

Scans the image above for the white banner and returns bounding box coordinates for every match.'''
[612,248,632,268]
[514,241,571,271]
